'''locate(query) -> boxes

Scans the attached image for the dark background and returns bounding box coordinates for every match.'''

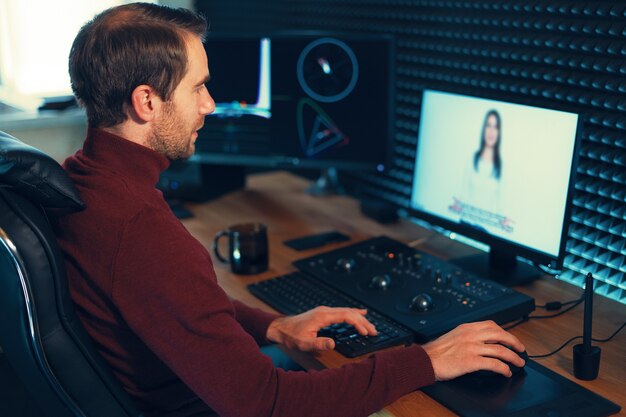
[194,0,625,304]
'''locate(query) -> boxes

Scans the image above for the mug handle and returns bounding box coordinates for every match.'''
[213,230,230,263]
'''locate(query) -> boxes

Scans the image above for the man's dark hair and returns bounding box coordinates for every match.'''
[69,2,207,128]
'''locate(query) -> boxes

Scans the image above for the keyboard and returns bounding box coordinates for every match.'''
[248,271,414,357]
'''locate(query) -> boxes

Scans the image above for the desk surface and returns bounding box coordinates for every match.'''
[182,171,625,417]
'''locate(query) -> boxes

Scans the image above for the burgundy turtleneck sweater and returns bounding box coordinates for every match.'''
[52,128,436,417]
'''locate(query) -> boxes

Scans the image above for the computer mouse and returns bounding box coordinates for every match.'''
[508,349,528,374]
[409,293,434,312]
[335,257,358,272]
[472,347,528,377]
[369,274,392,290]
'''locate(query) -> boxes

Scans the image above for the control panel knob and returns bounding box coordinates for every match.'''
[409,293,434,312]
[335,257,358,272]
[369,274,392,290]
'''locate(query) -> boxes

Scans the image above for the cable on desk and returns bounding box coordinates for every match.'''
[503,317,528,331]
[535,295,584,311]
[592,320,626,342]
[529,297,584,319]
[503,296,584,332]
[528,320,625,359]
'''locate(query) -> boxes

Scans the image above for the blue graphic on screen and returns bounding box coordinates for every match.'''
[410,90,579,258]
[297,97,349,157]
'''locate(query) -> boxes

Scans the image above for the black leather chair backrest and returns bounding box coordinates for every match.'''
[0,130,143,417]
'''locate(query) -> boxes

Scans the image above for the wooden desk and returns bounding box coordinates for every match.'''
[182,171,625,417]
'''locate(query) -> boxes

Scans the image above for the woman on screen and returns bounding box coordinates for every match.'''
[451,109,513,233]
[472,109,502,180]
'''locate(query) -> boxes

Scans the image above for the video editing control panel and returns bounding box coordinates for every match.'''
[293,236,535,341]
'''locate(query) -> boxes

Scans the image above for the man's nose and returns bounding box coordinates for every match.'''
[201,91,215,115]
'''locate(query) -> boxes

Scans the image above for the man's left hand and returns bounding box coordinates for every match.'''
[266,306,377,352]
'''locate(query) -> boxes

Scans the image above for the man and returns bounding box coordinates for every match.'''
[53,3,525,417]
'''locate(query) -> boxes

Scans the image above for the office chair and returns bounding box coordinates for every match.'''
[0,130,143,417]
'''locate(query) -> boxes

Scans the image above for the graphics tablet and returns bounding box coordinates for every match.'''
[422,359,621,417]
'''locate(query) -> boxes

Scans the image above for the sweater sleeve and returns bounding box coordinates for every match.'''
[231,300,281,345]
[112,208,436,417]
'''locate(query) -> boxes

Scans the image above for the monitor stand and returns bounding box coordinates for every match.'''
[451,247,542,287]
[307,167,345,196]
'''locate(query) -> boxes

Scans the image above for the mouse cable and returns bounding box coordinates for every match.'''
[503,317,528,331]
[528,320,625,359]
[503,296,584,331]
[528,264,585,311]
[528,296,584,318]
[535,294,584,310]
[530,262,589,311]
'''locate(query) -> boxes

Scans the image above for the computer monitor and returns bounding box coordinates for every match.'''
[409,88,582,285]
[193,33,394,194]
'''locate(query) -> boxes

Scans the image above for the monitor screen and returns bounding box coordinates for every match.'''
[409,89,581,284]
[193,33,393,172]
[204,36,271,119]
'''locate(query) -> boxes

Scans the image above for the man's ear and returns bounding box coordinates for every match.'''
[130,84,162,122]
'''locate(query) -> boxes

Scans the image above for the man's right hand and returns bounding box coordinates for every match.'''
[422,320,526,381]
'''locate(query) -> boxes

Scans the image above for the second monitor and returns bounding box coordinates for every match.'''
[194,33,394,191]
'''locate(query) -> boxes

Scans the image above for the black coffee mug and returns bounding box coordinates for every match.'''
[213,223,269,274]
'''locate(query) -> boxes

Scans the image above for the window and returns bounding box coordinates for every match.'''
[0,0,157,110]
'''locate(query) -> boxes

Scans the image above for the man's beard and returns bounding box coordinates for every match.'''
[148,101,196,160]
